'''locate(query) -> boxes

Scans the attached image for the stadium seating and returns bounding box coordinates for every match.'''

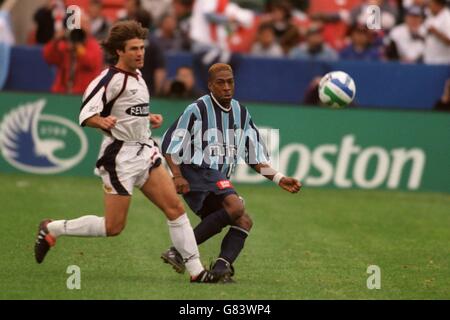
[4,45,450,110]
[65,0,124,22]
[65,0,90,9]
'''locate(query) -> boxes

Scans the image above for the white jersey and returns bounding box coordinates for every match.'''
[388,24,426,62]
[190,0,253,50]
[424,8,450,65]
[79,66,152,142]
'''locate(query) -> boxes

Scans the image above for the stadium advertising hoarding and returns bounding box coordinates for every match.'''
[0,92,449,193]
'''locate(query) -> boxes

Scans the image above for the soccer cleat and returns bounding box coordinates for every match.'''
[161,246,185,274]
[34,219,56,264]
[190,269,221,283]
[211,258,235,283]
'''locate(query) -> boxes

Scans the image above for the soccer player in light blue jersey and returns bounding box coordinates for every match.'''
[161,63,302,282]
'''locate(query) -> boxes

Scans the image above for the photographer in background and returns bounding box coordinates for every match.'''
[163,66,204,99]
[43,11,103,94]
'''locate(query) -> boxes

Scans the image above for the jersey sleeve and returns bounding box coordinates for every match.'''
[161,103,200,156]
[79,72,123,126]
[225,3,254,28]
[243,110,270,166]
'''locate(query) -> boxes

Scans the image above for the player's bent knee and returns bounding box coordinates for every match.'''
[235,213,253,231]
[164,201,185,220]
[229,205,245,221]
[106,228,122,237]
[223,194,245,221]
[244,214,253,231]
[105,221,126,237]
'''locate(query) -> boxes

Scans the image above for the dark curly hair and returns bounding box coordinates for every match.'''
[102,20,148,60]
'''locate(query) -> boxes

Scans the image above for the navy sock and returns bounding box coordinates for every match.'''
[216,227,248,270]
[194,209,232,245]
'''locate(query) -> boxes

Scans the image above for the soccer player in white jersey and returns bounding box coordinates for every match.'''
[34,20,219,283]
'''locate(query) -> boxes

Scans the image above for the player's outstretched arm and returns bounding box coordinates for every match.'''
[252,163,302,194]
[278,176,302,194]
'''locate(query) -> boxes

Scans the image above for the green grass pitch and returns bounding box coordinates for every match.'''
[1,173,449,299]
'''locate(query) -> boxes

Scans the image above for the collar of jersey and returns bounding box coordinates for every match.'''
[110,66,139,79]
[210,93,232,112]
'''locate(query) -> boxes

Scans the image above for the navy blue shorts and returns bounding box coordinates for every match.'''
[180,165,237,218]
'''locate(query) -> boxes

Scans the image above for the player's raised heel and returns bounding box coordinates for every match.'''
[34,219,56,264]
[160,246,186,274]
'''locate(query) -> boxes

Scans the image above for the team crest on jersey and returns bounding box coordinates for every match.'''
[126,104,150,116]
[0,99,88,174]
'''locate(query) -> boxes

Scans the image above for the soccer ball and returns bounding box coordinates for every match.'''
[318,71,356,108]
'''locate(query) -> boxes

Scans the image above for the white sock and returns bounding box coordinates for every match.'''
[47,215,106,238]
[167,213,204,277]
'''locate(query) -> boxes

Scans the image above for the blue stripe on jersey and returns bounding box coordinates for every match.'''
[240,104,251,161]
[192,105,204,165]
[214,101,224,172]
[195,98,209,158]
[202,95,219,170]
[242,105,250,130]
[164,103,200,155]
[249,119,269,164]
[161,124,175,155]
[231,100,246,165]
[231,100,241,130]
[221,109,230,175]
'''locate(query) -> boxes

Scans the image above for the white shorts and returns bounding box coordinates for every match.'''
[94,137,163,195]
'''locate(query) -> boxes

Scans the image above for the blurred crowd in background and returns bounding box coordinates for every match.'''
[0,0,449,109]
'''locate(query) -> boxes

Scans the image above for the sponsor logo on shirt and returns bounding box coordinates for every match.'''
[126,104,150,117]
[216,180,233,190]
